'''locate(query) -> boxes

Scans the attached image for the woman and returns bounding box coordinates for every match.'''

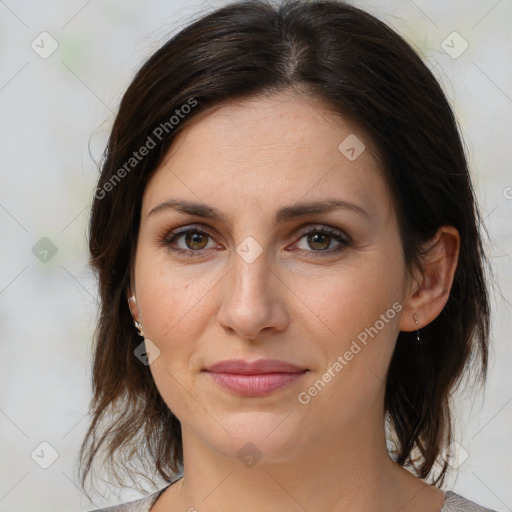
[80,1,498,511]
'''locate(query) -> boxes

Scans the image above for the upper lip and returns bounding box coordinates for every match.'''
[204,359,307,374]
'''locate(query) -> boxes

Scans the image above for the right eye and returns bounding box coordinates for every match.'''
[161,226,221,258]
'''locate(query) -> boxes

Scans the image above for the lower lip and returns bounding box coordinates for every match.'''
[207,372,307,396]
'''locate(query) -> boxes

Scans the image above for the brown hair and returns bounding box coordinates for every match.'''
[79,0,492,494]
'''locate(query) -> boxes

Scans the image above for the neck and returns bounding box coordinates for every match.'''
[167,412,443,512]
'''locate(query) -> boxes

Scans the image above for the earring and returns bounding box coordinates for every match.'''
[413,313,420,342]
[134,320,144,338]
[129,295,144,338]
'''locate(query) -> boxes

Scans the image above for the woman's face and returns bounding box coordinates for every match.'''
[131,91,414,463]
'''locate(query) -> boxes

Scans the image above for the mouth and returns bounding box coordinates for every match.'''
[203,359,309,397]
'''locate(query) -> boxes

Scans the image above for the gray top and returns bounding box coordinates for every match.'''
[87,485,500,512]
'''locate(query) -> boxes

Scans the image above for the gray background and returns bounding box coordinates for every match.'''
[0,0,510,511]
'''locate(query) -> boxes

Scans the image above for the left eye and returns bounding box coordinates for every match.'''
[294,226,349,254]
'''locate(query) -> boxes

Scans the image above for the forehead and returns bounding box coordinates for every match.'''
[142,92,393,224]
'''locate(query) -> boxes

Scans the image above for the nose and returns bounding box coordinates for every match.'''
[216,248,289,341]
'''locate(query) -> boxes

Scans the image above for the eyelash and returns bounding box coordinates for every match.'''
[159,224,350,259]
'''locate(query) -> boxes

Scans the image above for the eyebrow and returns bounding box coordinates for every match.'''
[148,198,369,224]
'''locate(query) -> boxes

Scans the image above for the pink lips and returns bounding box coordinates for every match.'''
[204,359,308,397]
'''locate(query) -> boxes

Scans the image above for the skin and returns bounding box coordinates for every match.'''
[127,90,460,512]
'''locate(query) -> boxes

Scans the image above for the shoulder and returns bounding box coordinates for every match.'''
[441,491,500,512]
[85,486,169,512]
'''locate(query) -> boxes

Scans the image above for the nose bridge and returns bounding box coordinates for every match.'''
[228,238,273,308]
[230,215,272,292]
[216,235,288,338]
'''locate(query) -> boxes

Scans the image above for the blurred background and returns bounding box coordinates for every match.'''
[0,0,511,511]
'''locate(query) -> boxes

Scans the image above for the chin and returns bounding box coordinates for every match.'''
[206,410,309,463]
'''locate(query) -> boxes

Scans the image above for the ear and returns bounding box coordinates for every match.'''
[399,226,460,332]
[127,289,141,322]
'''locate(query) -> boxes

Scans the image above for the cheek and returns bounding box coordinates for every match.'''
[294,272,401,429]
[148,359,216,439]
[135,264,215,418]
[135,250,220,344]
[294,260,403,344]
[291,251,404,409]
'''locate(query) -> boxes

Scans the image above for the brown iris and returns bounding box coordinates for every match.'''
[185,232,209,250]
[308,233,331,251]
